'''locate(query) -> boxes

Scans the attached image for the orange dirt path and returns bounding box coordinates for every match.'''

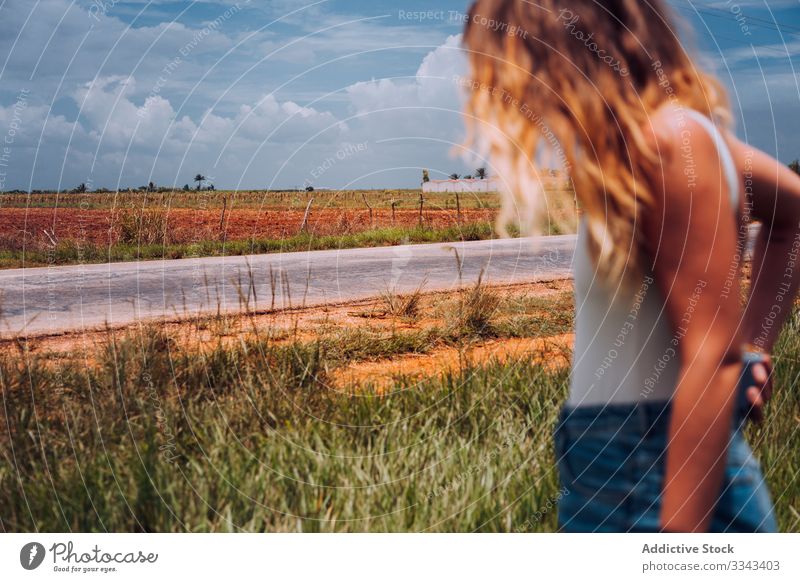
[330,334,573,392]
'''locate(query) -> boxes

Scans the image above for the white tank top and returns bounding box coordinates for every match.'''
[568,110,741,406]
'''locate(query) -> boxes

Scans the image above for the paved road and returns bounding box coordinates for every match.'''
[0,235,577,337]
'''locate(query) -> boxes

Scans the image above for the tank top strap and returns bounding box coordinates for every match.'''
[684,109,740,211]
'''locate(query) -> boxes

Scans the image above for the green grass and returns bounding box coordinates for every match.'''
[746,308,800,531]
[493,291,576,338]
[0,222,503,269]
[1,303,796,533]
[0,334,566,532]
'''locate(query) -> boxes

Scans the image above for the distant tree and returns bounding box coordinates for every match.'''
[790,159,800,176]
[74,183,87,193]
[449,173,461,180]
[464,175,473,180]
[305,185,315,192]
[183,184,191,191]
[422,169,430,183]
[475,167,487,179]
[207,183,215,191]
[147,181,156,192]
[194,174,205,190]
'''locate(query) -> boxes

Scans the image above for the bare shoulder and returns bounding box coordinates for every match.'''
[647,106,687,147]
[644,106,725,206]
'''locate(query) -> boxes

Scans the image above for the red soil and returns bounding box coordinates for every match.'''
[0,207,497,250]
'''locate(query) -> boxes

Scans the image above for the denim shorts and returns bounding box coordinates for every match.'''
[554,400,777,532]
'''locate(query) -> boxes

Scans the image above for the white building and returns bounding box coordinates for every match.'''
[422,178,499,194]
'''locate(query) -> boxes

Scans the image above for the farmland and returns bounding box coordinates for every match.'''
[0,185,576,268]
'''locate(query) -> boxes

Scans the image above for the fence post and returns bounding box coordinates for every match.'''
[300,197,314,233]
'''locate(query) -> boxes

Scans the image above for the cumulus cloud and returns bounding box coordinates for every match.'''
[1,0,471,191]
[337,34,472,184]
[347,35,466,115]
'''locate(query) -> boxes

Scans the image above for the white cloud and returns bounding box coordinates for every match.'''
[347,35,466,114]
[1,19,472,190]
[720,38,800,67]
[4,0,796,190]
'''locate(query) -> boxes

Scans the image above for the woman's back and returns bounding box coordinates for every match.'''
[569,110,742,407]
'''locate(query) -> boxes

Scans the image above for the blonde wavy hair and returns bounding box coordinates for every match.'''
[463,0,731,285]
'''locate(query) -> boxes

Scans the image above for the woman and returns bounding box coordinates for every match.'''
[463,0,800,532]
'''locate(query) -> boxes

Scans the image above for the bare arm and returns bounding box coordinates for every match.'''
[644,114,743,532]
[729,140,800,352]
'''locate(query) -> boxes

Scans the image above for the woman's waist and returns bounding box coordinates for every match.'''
[568,351,681,406]
[557,398,673,438]
[559,374,751,439]
[568,311,683,405]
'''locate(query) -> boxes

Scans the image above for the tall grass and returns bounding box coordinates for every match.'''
[747,307,800,531]
[381,284,425,321]
[0,332,566,532]
[1,308,798,532]
[118,208,170,245]
[448,274,501,339]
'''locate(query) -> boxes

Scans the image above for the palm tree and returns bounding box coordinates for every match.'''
[449,173,461,180]
[194,174,205,191]
[475,167,487,179]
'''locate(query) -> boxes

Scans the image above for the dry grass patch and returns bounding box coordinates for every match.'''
[331,334,574,392]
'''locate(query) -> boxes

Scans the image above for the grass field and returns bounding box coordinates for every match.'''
[1,283,797,533]
[0,188,501,210]
[0,186,577,268]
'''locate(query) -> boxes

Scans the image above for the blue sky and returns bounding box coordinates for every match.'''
[0,0,798,190]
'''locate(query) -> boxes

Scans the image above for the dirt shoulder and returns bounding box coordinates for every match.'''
[5,280,576,380]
